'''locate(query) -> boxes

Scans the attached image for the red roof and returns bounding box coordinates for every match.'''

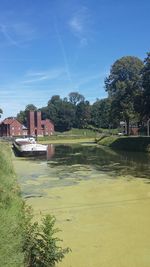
[41,119,53,125]
[2,118,21,125]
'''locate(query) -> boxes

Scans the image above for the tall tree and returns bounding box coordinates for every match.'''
[105,56,143,135]
[17,110,26,124]
[91,98,111,128]
[57,101,75,131]
[25,104,37,111]
[75,101,91,128]
[47,95,62,124]
[0,108,3,118]
[68,92,85,105]
[46,95,75,131]
[17,104,37,125]
[142,52,150,119]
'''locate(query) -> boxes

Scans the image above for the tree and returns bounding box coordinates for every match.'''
[46,96,62,126]
[91,98,111,128]
[25,104,37,111]
[75,101,91,128]
[141,52,150,136]
[46,95,75,131]
[0,108,3,118]
[17,110,27,125]
[68,92,85,105]
[56,101,75,131]
[17,104,37,125]
[142,52,150,119]
[48,95,61,106]
[105,56,143,135]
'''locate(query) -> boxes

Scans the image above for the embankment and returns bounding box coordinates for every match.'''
[0,142,24,267]
[96,136,150,152]
[37,128,96,144]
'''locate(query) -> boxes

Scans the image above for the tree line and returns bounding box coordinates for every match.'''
[16,52,150,134]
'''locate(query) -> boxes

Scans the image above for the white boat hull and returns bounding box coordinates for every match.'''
[13,141,48,157]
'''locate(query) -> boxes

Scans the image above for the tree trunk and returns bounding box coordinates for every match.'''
[147,119,150,136]
[126,118,130,136]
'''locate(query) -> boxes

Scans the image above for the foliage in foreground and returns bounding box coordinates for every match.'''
[23,207,70,267]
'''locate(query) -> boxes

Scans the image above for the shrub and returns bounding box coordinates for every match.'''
[23,206,70,267]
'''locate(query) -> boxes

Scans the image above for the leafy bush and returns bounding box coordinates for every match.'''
[23,207,70,267]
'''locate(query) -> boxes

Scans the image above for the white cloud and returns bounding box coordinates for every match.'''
[69,16,83,33]
[69,6,91,46]
[0,24,18,46]
[22,68,66,84]
[0,22,36,47]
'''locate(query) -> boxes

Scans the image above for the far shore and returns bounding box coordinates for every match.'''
[38,137,95,144]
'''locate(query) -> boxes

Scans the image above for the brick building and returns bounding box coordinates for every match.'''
[28,111,54,136]
[0,118,25,137]
[0,111,54,137]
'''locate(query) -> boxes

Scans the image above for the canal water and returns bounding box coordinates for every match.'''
[13,144,150,267]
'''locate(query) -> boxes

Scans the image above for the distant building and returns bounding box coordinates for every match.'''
[0,111,54,137]
[120,121,139,136]
[27,111,54,136]
[0,118,25,137]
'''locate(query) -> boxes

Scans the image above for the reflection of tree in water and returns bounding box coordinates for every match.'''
[47,145,150,179]
[114,150,150,178]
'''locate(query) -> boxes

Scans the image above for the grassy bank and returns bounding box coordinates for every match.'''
[37,129,97,144]
[96,136,150,152]
[38,137,95,144]
[0,142,24,267]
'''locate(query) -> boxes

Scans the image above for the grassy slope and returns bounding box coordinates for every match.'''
[38,137,95,144]
[97,136,150,152]
[0,142,24,267]
[38,129,97,144]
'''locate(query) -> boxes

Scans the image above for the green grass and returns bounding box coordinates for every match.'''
[61,128,99,136]
[61,127,118,136]
[38,128,98,139]
[96,136,150,152]
[0,142,24,267]
[37,128,98,143]
[37,128,119,144]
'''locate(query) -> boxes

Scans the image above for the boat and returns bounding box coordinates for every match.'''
[15,137,36,144]
[13,137,48,157]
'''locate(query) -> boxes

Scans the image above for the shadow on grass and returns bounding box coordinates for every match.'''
[110,136,150,152]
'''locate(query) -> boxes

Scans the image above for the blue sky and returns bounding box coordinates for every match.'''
[0,0,150,118]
